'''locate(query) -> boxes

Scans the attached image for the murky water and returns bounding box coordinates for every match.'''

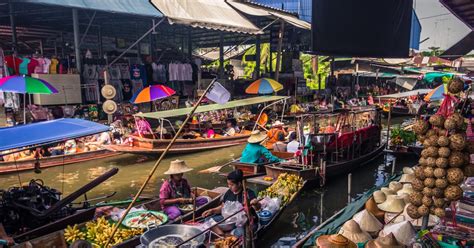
[0,116,415,247]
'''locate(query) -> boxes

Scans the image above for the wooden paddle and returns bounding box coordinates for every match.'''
[198,158,240,174]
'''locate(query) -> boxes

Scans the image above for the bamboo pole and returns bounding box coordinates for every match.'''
[104,79,217,247]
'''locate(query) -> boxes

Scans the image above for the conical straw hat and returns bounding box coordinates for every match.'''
[373,190,386,204]
[381,187,396,196]
[399,173,415,184]
[316,234,357,248]
[247,130,267,143]
[389,181,403,192]
[365,197,385,222]
[164,160,193,175]
[352,209,383,233]
[402,167,414,174]
[379,221,416,246]
[384,204,440,227]
[377,195,405,213]
[397,184,414,196]
[338,220,372,244]
[365,233,405,248]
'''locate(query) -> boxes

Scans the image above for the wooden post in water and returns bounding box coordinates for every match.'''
[391,158,397,175]
[347,173,352,204]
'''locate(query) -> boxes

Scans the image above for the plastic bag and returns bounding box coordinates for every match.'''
[260,197,280,214]
[222,201,247,226]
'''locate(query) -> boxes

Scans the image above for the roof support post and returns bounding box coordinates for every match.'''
[255,34,261,79]
[9,0,18,53]
[275,20,285,82]
[219,33,224,79]
[188,29,192,60]
[72,8,82,74]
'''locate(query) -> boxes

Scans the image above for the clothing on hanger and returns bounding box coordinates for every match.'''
[50,58,59,74]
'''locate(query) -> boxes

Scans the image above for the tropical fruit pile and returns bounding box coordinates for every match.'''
[408,78,470,219]
[64,216,143,247]
[258,173,304,205]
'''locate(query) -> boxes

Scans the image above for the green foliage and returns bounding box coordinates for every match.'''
[390,127,416,146]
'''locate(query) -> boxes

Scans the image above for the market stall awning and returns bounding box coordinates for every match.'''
[150,0,262,34]
[226,1,311,30]
[136,96,288,119]
[0,118,110,151]
[395,76,420,90]
[14,0,163,17]
[377,89,432,99]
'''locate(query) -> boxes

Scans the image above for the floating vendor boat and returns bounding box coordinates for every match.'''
[104,96,289,155]
[0,119,118,175]
[377,89,432,118]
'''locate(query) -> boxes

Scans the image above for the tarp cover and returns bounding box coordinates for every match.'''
[302,174,401,247]
[15,0,163,17]
[136,96,288,119]
[150,0,262,34]
[377,89,431,99]
[0,118,110,151]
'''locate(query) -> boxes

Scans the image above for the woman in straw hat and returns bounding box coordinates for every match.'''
[159,160,205,220]
[265,120,287,149]
[240,130,283,164]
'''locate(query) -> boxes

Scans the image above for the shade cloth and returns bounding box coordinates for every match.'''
[150,0,262,34]
[0,118,110,151]
[135,96,288,119]
[377,89,431,99]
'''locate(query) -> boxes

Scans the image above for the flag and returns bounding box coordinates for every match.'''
[206,81,230,104]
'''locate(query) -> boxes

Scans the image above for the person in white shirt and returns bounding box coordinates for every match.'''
[286,132,300,153]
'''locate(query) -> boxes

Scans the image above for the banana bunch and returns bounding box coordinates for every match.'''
[258,173,303,205]
[64,224,85,243]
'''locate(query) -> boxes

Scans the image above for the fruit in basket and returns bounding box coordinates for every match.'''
[412,178,425,191]
[406,203,421,219]
[448,78,464,94]
[435,178,448,189]
[433,197,446,208]
[422,195,433,207]
[446,168,464,184]
[433,168,447,178]
[413,120,429,135]
[64,224,85,243]
[434,207,446,218]
[449,151,465,168]
[409,192,423,207]
[430,115,445,128]
[444,185,463,201]
[436,157,448,168]
[450,134,466,151]
[423,167,434,178]
[444,117,457,131]
[417,205,429,216]
[438,136,450,147]
[258,173,303,205]
[438,147,451,158]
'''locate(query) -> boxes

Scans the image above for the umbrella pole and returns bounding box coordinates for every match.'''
[23,93,26,124]
[104,78,217,247]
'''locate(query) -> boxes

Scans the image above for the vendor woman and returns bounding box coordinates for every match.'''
[240,130,282,164]
[159,160,205,220]
[202,169,260,237]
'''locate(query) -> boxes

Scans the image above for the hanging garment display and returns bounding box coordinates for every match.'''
[18,57,30,75]
[4,55,22,75]
[49,58,59,74]
[130,64,147,95]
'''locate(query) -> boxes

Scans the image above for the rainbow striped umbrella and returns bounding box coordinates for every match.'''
[245,78,283,94]
[132,85,176,104]
[0,75,58,94]
[424,84,447,101]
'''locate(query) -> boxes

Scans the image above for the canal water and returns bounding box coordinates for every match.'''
[0,117,415,247]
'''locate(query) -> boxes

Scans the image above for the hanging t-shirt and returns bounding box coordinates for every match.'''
[4,55,22,75]
[43,58,51,74]
[34,58,45,74]
[27,58,39,75]
[50,58,59,74]
[59,58,69,74]
[19,57,30,75]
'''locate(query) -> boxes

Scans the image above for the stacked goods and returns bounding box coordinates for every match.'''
[258,173,304,205]
[64,216,143,247]
[409,79,469,219]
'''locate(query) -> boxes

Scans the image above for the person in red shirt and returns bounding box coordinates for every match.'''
[4,55,22,75]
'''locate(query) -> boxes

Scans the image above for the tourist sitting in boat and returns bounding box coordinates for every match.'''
[240,130,282,164]
[287,132,300,153]
[202,169,260,237]
[265,120,287,149]
[224,118,238,136]
[86,132,111,150]
[203,122,215,138]
[159,160,205,220]
[64,139,77,155]
[49,143,65,156]
[134,115,155,138]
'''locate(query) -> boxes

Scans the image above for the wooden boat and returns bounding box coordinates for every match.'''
[0,149,117,175]
[231,151,294,176]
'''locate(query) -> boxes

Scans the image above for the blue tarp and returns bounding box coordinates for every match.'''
[0,118,110,151]
[15,0,163,17]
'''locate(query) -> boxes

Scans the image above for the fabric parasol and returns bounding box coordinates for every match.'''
[245,78,283,94]
[132,85,176,103]
[424,84,447,101]
[0,75,58,94]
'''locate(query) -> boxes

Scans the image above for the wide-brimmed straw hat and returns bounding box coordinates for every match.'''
[352,210,383,234]
[365,233,405,248]
[338,220,372,244]
[316,234,357,248]
[247,130,267,143]
[389,182,403,192]
[379,221,416,246]
[381,187,396,196]
[377,195,406,213]
[402,167,414,174]
[365,197,385,222]
[272,120,285,127]
[373,190,386,204]
[384,205,440,227]
[397,184,414,196]
[399,173,415,184]
[164,160,193,175]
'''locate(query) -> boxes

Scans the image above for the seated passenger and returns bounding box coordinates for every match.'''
[204,122,215,139]
[240,130,282,164]
[265,120,287,149]
[286,132,300,153]
[64,139,77,155]
[224,119,237,136]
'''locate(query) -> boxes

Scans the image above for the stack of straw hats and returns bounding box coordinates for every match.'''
[352,210,383,237]
[338,220,372,243]
[365,233,405,248]
[379,221,416,246]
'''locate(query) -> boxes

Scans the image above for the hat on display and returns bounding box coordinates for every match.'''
[365,197,385,222]
[402,167,414,174]
[102,100,117,115]
[316,234,357,248]
[101,85,116,100]
[338,220,372,244]
[373,190,386,204]
[399,173,415,184]
[381,187,396,196]
[397,184,414,196]
[379,221,416,246]
[377,195,406,213]
[352,209,383,234]
[384,205,440,227]
[389,181,403,192]
[365,233,405,248]
[164,160,193,175]
[247,130,267,144]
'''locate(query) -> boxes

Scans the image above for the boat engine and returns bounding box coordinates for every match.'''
[0,179,74,235]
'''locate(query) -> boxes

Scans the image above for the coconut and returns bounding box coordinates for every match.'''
[432,188,444,198]
[435,178,448,189]
[424,178,436,188]
[427,147,439,157]
[418,158,427,167]
[434,208,446,218]
[426,129,437,137]
[466,141,474,154]
[422,187,433,197]
[412,178,425,191]
[418,205,429,216]
[433,197,446,208]
[423,167,434,178]
[418,135,426,143]
[406,203,421,219]
[444,117,457,130]
[422,195,433,207]
[447,168,464,185]
[438,129,448,136]
[415,166,426,179]
[409,192,423,206]
[430,206,436,215]
[450,134,466,151]
[449,151,465,168]
[430,115,445,128]
[413,120,429,135]
[436,157,448,168]
[465,164,474,177]
[429,135,439,146]
[444,185,463,201]
[421,149,430,158]
[438,136,450,147]
[451,112,465,128]
[434,168,447,178]
[426,157,437,167]
[448,77,464,94]
[438,147,451,158]
[423,139,433,148]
